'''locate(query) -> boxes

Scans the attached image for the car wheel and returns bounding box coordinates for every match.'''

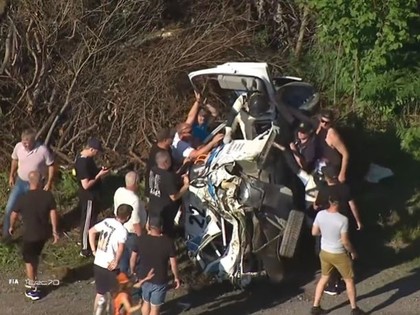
[279,209,305,258]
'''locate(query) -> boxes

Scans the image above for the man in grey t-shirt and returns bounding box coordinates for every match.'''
[310,194,366,315]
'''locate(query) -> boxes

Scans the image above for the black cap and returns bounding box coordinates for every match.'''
[87,138,103,151]
[297,121,313,134]
[322,164,339,179]
[149,216,163,229]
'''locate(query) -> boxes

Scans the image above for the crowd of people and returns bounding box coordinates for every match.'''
[0,90,367,314]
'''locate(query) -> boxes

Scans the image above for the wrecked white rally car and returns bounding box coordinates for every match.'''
[181,62,320,287]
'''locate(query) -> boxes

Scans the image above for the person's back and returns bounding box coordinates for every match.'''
[311,196,365,315]
[136,234,175,285]
[314,210,348,254]
[16,189,56,241]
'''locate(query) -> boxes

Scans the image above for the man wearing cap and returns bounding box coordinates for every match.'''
[75,137,110,257]
[290,121,317,173]
[2,128,55,241]
[130,216,181,315]
[316,109,349,183]
[314,164,363,295]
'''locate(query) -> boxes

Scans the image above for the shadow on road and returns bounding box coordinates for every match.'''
[164,266,317,315]
[327,267,420,314]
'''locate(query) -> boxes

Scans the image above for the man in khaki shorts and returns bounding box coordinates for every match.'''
[310,193,366,315]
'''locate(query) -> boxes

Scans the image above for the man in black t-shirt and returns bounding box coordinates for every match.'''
[74,138,109,257]
[290,121,317,173]
[144,128,175,199]
[314,165,362,228]
[9,171,59,301]
[130,216,180,315]
[148,150,189,237]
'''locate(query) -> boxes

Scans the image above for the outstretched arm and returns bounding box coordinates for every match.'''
[185,91,202,126]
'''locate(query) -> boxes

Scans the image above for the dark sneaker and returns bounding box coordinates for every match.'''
[311,306,328,315]
[324,284,338,296]
[25,288,41,301]
[351,307,367,315]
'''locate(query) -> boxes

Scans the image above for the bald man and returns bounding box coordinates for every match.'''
[171,122,223,166]
[148,151,189,237]
[9,170,59,301]
[113,171,147,274]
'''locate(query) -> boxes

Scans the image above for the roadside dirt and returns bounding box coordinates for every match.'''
[1,256,419,315]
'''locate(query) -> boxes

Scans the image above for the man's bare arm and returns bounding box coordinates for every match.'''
[130,251,139,275]
[45,165,55,189]
[185,92,202,126]
[188,135,222,160]
[349,200,363,229]
[88,227,99,254]
[170,257,180,284]
[169,182,189,201]
[341,232,356,256]
[330,129,349,181]
[312,224,321,236]
[9,159,18,186]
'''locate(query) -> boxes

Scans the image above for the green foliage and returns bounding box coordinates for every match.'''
[53,170,79,210]
[398,126,420,161]
[307,0,420,116]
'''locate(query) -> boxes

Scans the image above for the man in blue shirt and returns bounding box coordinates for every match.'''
[184,91,218,146]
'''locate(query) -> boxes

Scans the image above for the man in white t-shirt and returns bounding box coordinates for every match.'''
[310,194,365,315]
[88,204,132,312]
[113,171,147,274]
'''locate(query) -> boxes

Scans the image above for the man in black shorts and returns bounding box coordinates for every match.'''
[74,137,110,257]
[89,204,132,312]
[9,170,59,301]
[130,216,181,315]
[148,151,189,237]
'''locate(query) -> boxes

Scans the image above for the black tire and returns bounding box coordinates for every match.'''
[279,209,304,258]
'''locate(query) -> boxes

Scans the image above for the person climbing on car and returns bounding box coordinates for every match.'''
[171,122,223,167]
[223,91,272,144]
[316,109,349,183]
[184,91,218,146]
[313,164,363,296]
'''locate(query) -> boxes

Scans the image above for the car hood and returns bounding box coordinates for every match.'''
[188,62,277,103]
